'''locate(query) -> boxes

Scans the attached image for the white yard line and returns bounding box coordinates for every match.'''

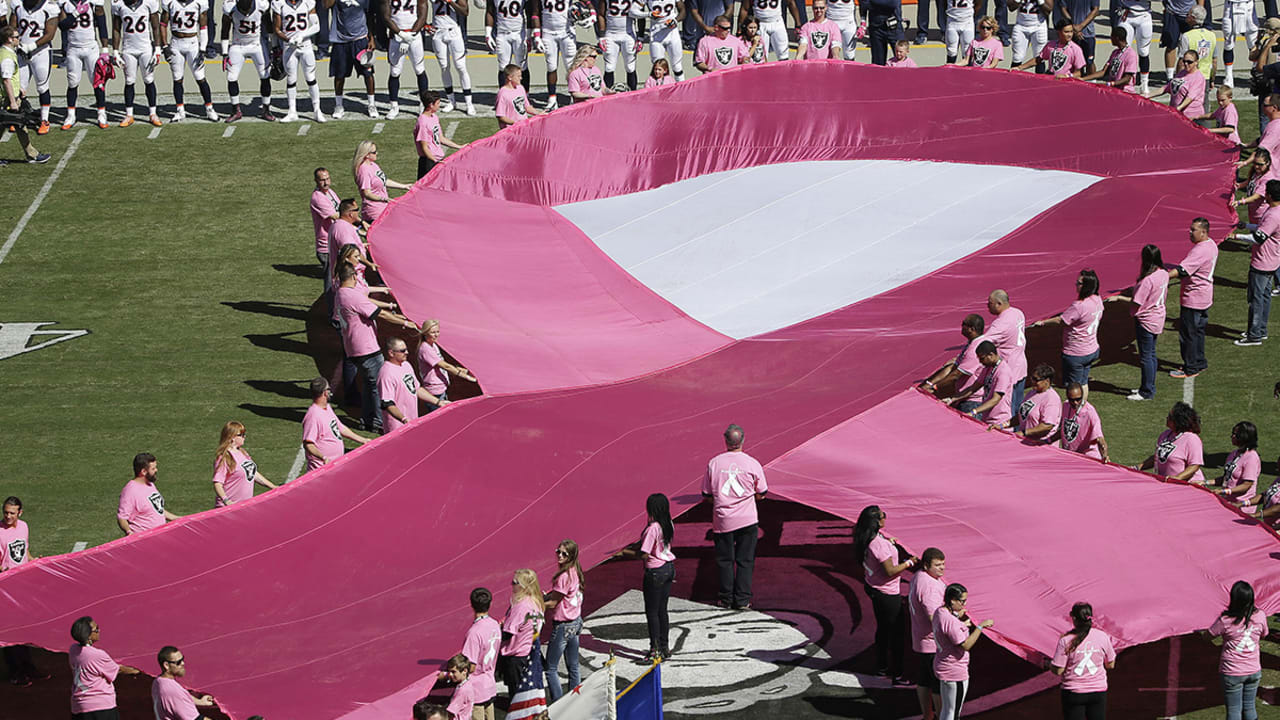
[1182,376,1195,406]
[147,126,162,139]
[71,541,87,552]
[222,125,236,138]
[298,123,310,136]
[444,120,459,139]
[0,129,86,266]
[372,122,385,134]
[285,446,307,482]
[0,131,9,142]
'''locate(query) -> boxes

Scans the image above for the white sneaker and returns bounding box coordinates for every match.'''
[544,95,558,111]
[280,111,299,122]
[440,97,455,112]
[315,111,328,123]
[205,106,220,122]
[171,108,186,122]
[368,102,380,119]
[386,103,399,119]
[464,102,476,116]
[1126,391,1148,401]
[333,106,345,119]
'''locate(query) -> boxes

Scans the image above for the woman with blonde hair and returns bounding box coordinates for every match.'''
[567,46,608,102]
[544,540,585,700]
[212,421,277,508]
[416,319,475,412]
[499,569,546,715]
[352,141,412,226]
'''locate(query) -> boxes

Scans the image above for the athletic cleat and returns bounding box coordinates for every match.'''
[440,98,455,112]
[333,106,345,119]
[367,103,380,118]
[30,152,52,164]
[1169,369,1200,379]
[280,111,299,122]
[386,103,399,119]
[61,120,74,130]
[97,117,109,129]
[224,108,243,123]
[315,111,328,123]
[119,115,135,127]
[171,109,185,122]
[36,121,50,135]
[205,107,220,122]
[261,109,277,122]
[148,114,163,126]
[544,95,558,111]
[913,31,927,45]
[464,102,476,116]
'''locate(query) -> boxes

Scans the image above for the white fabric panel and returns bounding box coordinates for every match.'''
[555,160,1101,340]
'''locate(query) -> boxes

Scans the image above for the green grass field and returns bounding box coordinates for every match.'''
[2,98,1280,718]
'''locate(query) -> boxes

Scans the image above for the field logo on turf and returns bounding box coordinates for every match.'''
[0,322,89,361]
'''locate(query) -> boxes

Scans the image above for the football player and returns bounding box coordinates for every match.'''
[162,0,219,120]
[58,0,110,128]
[273,0,324,120]
[382,0,428,118]
[595,0,639,90]
[111,0,162,126]
[428,0,473,114]
[12,0,58,133]
[220,0,276,121]
[486,0,529,89]
[645,0,683,80]
[532,0,573,109]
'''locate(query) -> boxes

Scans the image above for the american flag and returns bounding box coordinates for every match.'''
[507,648,548,720]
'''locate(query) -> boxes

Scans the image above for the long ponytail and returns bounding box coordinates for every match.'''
[1065,602,1093,655]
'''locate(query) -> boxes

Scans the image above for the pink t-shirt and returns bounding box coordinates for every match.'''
[378,360,421,433]
[1177,239,1218,311]
[212,447,258,507]
[328,218,365,276]
[932,609,972,681]
[550,568,583,622]
[977,359,1014,424]
[152,676,199,720]
[310,188,340,257]
[908,571,946,653]
[1060,401,1104,459]
[1214,102,1241,145]
[495,85,530,125]
[447,676,482,720]
[967,36,1003,68]
[887,56,918,68]
[1061,295,1103,357]
[301,402,347,472]
[1250,206,1280,272]
[117,479,166,534]
[1261,118,1280,159]
[356,161,389,224]
[696,34,747,70]
[1245,165,1279,223]
[702,450,768,533]
[1052,628,1116,692]
[416,341,450,397]
[799,19,841,59]
[863,532,900,595]
[0,519,29,571]
[1040,40,1085,77]
[568,65,604,98]
[1018,388,1061,436]
[1223,448,1260,505]
[742,37,766,64]
[640,521,675,569]
[1209,610,1268,676]
[461,615,502,702]
[1155,429,1205,483]
[1101,45,1137,91]
[336,286,382,357]
[644,74,675,88]
[415,111,444,160]
[1132,269,1169,335]
[500,596,543,658]
[69,644,120,713]
[954,333,991,396]
[1169,69,1206,118]
[986,307,1028,381]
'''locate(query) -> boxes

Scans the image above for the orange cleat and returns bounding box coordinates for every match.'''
[119,116,135,127]
[36,121,50,135]
[61,122,74,130]
[148,114,162,126]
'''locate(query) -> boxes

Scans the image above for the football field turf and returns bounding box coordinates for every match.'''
[2,100,1280,718]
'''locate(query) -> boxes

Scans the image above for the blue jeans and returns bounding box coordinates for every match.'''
[422,390,448,414]
[1247,268,1274,340]
[1223,671,1262,720]
[544,616,582,701]
[1009,378,1026,420]
[1178,307,1208,374]
[1062,350,1100,386]
[1135,321,1157,399]
[643,561,674,654]
[352,351,385,432]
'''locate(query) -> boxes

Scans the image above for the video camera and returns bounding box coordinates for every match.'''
[0,98,40,130]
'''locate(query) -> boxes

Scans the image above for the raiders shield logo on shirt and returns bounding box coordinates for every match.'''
[1105,55,1120,81]
[328,418,342,439]
[148,491,166,515]
[1155,437,1178,463]
[589,73,602,90]
[750,43,765,63]
[715,46,734,65]
[1018,398,1034,419]
[973,45,990,66]
[513,95,527,115]
[1062,417,1080,443]
[6,538,26,565]
[241,459,258,483]
[431,124,441,145]
[1223,454,1239,479]
[811,30,829,48]
[1262,482,1280,508]
[1050,47,1068,73]
[1169,77,1184,94]
[402,372,418,393]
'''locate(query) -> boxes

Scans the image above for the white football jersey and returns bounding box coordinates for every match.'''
[1016,0,1045,16]
[539,0,569,33]
[492,0,524,33]
[430,0,459,29]
[271,0,313,38]
[112,0,158,49]
[163,0,204,33]
[14,0,60,45]
[386,0,418,30]
[60,0,104,47]
[227,0,268,45]
[825,0,854,21]
[750,0,781,23]
[602,0,633,34]
[645,0,675,24]
[946,0,972,21]
[1117,0,1149,12]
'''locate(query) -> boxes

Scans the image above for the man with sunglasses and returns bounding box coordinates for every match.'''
[152,647,215,720]
[1050,382,1108,461]
[378,337,447,435]
[694,15,746,71]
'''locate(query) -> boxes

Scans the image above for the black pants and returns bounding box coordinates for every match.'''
[418,155,438,179]
[713,524,757,607]
[71,710,121,720]
[868,14,904,66]
[868,587,906,676]
[2,645,36,681]
[643,561,674,654]
[1061,689,1107,720]
[1178,306,1208,374]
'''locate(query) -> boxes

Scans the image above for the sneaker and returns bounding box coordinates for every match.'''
[36,121,50,135]
[367,103,380,119]
[261,109,277,122]
[280,111,299,122]
[171,108,185,122]
[999,34,1011,46]
[97,112,108,129]
[544,95,558,111]
[333,106,345,119]
[464,102,476,116]
[440,97,455,112]
[1235,337,1264,346]
[1272,287,1280,297]
[913,31,927,45]
[148,114,162,126]
[315,111,328,123]
[224,108,243,123]
[119,115,135,127]
[29,152,51,164]
[61,119,74,130]
[1126,391,1148,401]
[0,158,8,166]
[205,106,220,122]
[1169,369,1200,379]
[1240,331,1269,340]
[386,103,399,119]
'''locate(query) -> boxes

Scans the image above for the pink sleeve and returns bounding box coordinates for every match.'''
[1043,398,1062,427]
[355,292,379,321]
[993,365,1013,395]
[754,463,768,493]
[302,413,322,445]
[702,462,713,495]
[310,191,328,216]
[414,116,431,143]
[1060,301,1081,326]
[1039,44,1052,60]
[640,524,659,557]
[212,457,230,485]
[461,629,481,664]
[567,69,583,93]
[737,37,749,60]
[945,616,969,644]
[117,488,132,521]
[495,92,513,119]
[1179,248,1207,277]
[1072,45,1085,70]
[99,652,120,683]
[1050,634,1068,668]
[1209,615,1225,637]
[869,536,893,566]
[377,370,399,405]
[1132,275,1154,308]
[695,39,709,65]
[356,164,375,192]
[1242,452,1261,481]
[1186,435,1204,466]
[1102,633,1116,663]
[501,605,521,634]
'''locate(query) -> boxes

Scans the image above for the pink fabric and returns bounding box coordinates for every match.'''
[1040,40,1084,77]
[461,615,501,702]
[1051,628,1115,692]
[549,569,582,622]
[356,162,389,224]
[1018,388,1060,436]
[1059,401,1103,459]
[500,596,543,658]
[1245,164,1278,223]
[416,341,449,397]
[909,571,946,653]
[153,676,200,720]
[1101,45,1137,91]
[568,65,604,97]
[301,402,347,472]
[864,533,900,595]
[640,521,675,568]
[69,644,120,713]
[378,360,420,433]
[1177,239,1218,310]
[977,358,1014,424]
[415,112,444,160]
[702,451,767,533]
[1214,102,1241,145]
[1061,295,1103,356]
[1131,269,1169,335]
[117,480,166,534]
[695,34,747,70]
[0,519,29,571]
[932,608,972,681]
[1251,206,1280,272]
[1169,69,1206,118]
[986,307,1027,381]
[967,37,1003,68]
[1224,448,1260,505]
[336,286,381,357]
[799,19,841,59]
[212,448,257,507]
[311,188,340,257]
[1209,610,1268,676]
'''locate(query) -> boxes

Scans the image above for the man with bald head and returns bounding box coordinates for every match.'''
[983,290,1029,418]
[703,424,768,610]
[378,336,448,434]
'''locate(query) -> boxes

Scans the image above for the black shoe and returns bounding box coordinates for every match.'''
[261,109,277,122]
[30,153,51,164]
[913,31,927,45]
[225,108,243,123]
[733,602,752,611]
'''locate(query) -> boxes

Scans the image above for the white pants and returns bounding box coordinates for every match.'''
[1117,10,1151,57]
[121,46,155,84]
[19,46,51,94]
[1011,18,1047,63]
[431,25,471,88]
[648,22,682,75]
[227,43,270,81]
[64,44,99,89]
[939,679,967,720]
[169,35,206,82]
[834,18,859,59]
[759,18,789,60]
[1223,7,1258,46]
[543,30,575,70]
[945,17,974,57]
[496,30,527,69]
[389,31,426,76]
[284,41,317,83]
[602,32,637,71]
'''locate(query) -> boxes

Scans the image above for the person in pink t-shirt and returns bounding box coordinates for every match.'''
[543,539,585,700]
[457,587,502,718]
[985,289,1029,415]
[1135,401,1205,483]
[702,424,768,610]
[737,19,767,65]
[378,337,448,434]
[0,496,44,687]
[437,654,482,720]
[496,64,545,129]
[152,646,214,720]
[1150,49,1206,118]
[887,40,919,68]
[963,17,1004,68]
[1238,181,1280,345]
[412,701,452,720]
[798,1,843,59]
[1050,602,1116,718]
[68,616,142,719]
[854,505,918,683]
[921,314,987,407]
[1013,21,1084,77]
[211,421,278,508]
[997,364,1060,440]
[415,90,469,179]
[931,583,994,720]
[1106,244,1168,401]
[1209,581,1267,719]
[1211,422,1260,504]
[310,168,341,282]
[1232,150,1278,227]
[1052,384,1110,462]
[117,453,181,536]
[1169,218,1217,378]
[416,320,477,412]
[1196,86,1242,145]
[498,568,547,715]
[1239,470,1280,525]
[645,58,676,88]
[695,16,748,72]
[1032,269,1103,401]
[301,377,368,473]
[1082,26,1136,90]
[335,264,418,433]
[353,141,412,226]
[946,341,1013,425]
[567,46,610,102]
[907,547,946,718]
[613,493,677,660]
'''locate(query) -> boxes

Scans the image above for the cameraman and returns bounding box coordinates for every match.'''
[0,26,52,166]
[1249,21,1280,133]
